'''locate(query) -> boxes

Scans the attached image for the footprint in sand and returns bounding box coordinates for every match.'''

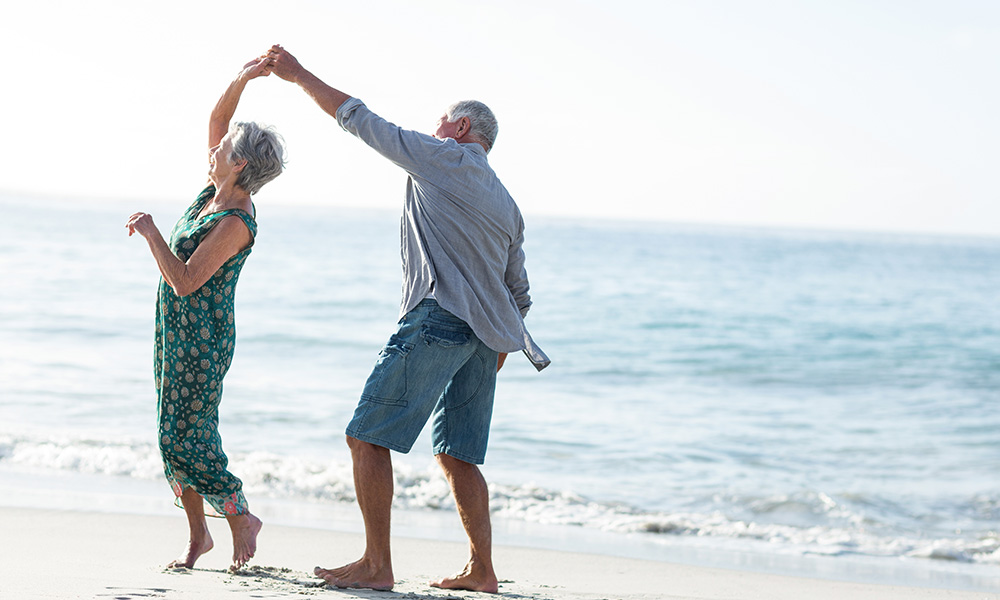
[95,589,170,599]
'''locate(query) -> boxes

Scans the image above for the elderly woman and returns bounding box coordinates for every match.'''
[126,56,285,571]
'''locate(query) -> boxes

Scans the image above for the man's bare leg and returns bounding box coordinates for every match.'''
[226,512,263,571]
[430,453,499,594]
[314,436,395,591]
[167,487,214,568]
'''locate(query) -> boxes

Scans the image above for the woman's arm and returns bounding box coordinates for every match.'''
[126,212,252,297]
[209,57,272,153]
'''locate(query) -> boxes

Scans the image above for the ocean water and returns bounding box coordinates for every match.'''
[1,192,999,590]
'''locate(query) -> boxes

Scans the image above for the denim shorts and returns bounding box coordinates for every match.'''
[346,299,499,464]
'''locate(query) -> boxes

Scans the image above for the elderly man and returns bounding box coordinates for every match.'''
[266,45,549,593]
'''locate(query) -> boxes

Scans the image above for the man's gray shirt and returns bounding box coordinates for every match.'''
[337,98,550,370]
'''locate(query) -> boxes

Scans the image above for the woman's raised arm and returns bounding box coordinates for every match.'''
[208,57,272,153]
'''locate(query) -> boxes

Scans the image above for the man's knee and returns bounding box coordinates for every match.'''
[435,452,473,472]
[347,435,389,457]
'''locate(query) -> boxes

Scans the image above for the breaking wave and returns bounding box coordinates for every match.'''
[2,431,996,565]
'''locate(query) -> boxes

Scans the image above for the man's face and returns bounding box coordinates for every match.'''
[434,114,461,141]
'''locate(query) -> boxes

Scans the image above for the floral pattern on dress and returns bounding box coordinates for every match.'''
[154,185,256,517]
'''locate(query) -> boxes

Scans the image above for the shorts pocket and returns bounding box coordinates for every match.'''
[421,323,471,348]
[361,335,413,404]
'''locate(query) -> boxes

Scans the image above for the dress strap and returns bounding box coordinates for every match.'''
[202,208,258,247]
[183,185,217,220]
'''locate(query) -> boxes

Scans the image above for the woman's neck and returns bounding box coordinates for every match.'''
[213,182,251,207]
[200,180,251,217]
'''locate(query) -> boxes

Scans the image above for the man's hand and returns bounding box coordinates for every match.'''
[266,44,304,83]
[497,353,508,372]
[262,44,350,118]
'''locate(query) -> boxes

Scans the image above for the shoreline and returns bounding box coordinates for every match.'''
[2,505,999,600]
[1,467,1000,598]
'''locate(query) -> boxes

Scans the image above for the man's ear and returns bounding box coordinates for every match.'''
[455,116,472,140]
[233,159,249,173]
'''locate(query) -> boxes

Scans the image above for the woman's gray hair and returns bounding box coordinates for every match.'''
[230,121,286,195]
[446,100,498,153]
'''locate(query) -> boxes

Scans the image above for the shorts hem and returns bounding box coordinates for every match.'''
[346,429,414,455]
[433,444,486,465]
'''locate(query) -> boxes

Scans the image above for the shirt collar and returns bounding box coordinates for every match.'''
[463,142,488,157]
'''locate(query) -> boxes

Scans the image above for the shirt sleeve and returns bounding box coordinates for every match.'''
[336,97,442,176]
[504,215,533,317]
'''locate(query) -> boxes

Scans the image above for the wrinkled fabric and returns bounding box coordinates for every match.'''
[337,98,549,370]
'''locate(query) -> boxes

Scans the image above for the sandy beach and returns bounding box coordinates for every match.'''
[0,507,995,600]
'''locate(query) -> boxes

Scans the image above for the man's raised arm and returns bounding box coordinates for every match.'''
[267,44,351,118]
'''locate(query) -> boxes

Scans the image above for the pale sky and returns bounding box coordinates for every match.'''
[2,0,998,235]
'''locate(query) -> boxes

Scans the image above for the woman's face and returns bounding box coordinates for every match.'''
[208,133,237,185]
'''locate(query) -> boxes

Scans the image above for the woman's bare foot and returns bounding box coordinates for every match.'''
[430,560,499,594]
[167,531,214,569]
[227,513,262,571]
[314,558,394,591]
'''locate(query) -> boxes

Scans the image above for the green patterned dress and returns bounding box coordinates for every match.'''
[154,185,256,516]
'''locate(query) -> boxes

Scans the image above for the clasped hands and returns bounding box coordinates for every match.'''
[240,45,302,82]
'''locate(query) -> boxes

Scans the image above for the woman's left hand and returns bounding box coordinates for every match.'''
[240,56,272,80]
[125,212,156,238]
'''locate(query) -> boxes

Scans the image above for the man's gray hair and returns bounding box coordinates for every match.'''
[446,100,499,153]
[230,121,286,195]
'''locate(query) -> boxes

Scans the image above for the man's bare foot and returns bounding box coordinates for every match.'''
[166,531,214,569]
[314,558,394,591]
[227,513,262,571]
[430,562,499,594]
